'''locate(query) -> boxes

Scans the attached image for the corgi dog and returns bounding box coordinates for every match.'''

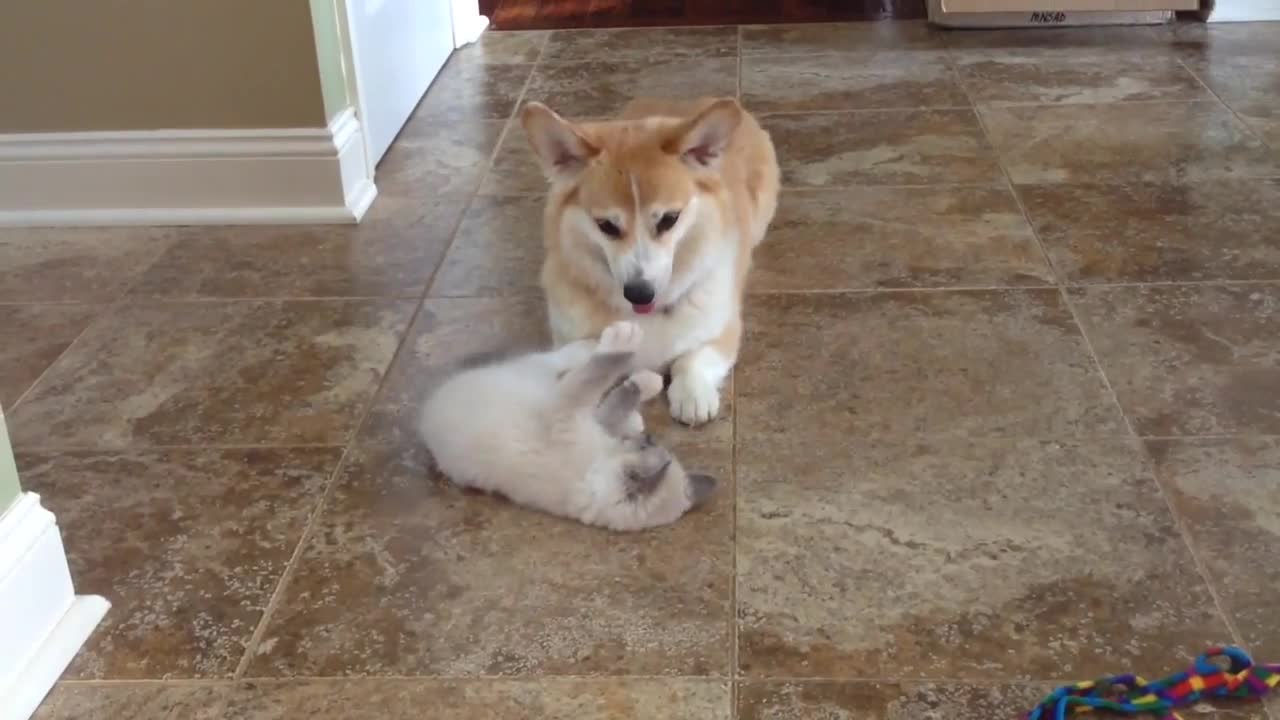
[519,97,780,426]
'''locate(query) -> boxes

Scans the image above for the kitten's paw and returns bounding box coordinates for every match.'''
[621,411,646,436]
[628,370,664,401]
[598,321,643,354]
[668,373,721,426]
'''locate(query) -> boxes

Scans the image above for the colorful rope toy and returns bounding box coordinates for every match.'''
[1026,646,1280,720]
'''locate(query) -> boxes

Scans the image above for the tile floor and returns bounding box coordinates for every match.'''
[6,19,1280,720]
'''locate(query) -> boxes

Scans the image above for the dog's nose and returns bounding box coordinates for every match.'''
[623,281,655,306]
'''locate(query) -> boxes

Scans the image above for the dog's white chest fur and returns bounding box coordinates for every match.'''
[550,245,738,373]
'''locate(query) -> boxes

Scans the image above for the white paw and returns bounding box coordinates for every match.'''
[628,370,664,401]
[668,373,721,426]
[598,321,643,354]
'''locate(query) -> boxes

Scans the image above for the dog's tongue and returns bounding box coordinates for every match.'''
[633,302,656,315]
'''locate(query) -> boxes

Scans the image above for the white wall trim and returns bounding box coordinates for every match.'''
[1207,0,1280,20]
[0,492,109,720]
[451,0,490,48]
[0,109,376,227]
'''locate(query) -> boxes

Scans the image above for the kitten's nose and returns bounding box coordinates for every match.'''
[623,281,655,306]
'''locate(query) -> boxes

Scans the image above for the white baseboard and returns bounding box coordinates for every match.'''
[0,109,376,227]
[0,493,109,720]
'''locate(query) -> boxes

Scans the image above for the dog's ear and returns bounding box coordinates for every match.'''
[664,98,743,170]
[520,102,600,183]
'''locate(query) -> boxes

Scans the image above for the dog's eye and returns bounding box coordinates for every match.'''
[596,219,622,238]
[656,211,680,235]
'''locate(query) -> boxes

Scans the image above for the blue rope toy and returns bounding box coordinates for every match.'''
[1026,646,1280,720]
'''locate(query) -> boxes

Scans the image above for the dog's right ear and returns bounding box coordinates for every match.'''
[520,102,600,183]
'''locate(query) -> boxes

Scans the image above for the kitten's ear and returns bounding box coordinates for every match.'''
[663,98,743,170]
[520,102,600,182]
[688,473,718,507]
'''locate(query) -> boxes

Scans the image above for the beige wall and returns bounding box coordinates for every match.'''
[1,1,328,133]
[310,0,354,122]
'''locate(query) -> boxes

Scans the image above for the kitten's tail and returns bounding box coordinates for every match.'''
[554,349,637,413]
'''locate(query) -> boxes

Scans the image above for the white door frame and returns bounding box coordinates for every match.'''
[337,0,489,181]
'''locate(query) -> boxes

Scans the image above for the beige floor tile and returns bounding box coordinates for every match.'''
[1148,437,1280,660]
[17,448,340,678]
[737,290,1124,438]
[429,195,545,296]
[742,51,968,112]
[525,58,738,118]
[0,303,99,409]
[400,58,533,124]
[751,186,1051,291]
[740,21,943,55]
[953,49,1208,106]
[35,679,731,720]
[1071,283,1280,436]
[980,101,1280,184]
[375,121,507,201]
[0,228,175,303]
[128,197,467,299]
[1020,179,1280,283]
[763,109,1004,187]
[246,439,731,677]
[737,435,1229,679]
[10,300,415,449]
[541,26,737,63]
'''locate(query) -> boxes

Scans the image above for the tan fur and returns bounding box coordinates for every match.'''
[519,96,780,426]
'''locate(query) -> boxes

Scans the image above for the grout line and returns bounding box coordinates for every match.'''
[419,279,1280,302]
[959,39,1255,656]
[1175,56,1278,152]
[8,239,174,412]
[421,52,543,303]
[729,369,740,718]
[966,39,1259,655]
[1138,436,1252,651]
[736,26,743,100]
[19,433,1279,456]
[231,445,351,679]
[754,97,1233,119]
[0,299,99,307]
[543,22,742,34]
[66,295,426,303]
[732,23,742,719]
[1139,433,1280,441]
[55,673,1080,686]
[234,53,547,680]
[15,442,349,453]
[745,284,1058,294]
[758,105,976,117]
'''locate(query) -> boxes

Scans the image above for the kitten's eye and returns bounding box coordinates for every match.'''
[596,219,622,238]
[656,211,680,235]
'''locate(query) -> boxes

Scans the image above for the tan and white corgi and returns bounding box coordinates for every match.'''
[519,96,780,426]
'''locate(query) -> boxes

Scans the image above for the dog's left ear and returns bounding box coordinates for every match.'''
[520,102,600,183]
[665,98,743,170]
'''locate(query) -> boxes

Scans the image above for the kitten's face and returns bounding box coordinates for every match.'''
[619,436,718,526]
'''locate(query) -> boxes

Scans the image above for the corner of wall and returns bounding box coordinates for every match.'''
[0,408,21,518]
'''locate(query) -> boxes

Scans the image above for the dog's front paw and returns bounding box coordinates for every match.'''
[668,373,721,426]
[598,321,643,354]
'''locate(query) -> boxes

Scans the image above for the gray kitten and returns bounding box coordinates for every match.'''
[419,321,717,531]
